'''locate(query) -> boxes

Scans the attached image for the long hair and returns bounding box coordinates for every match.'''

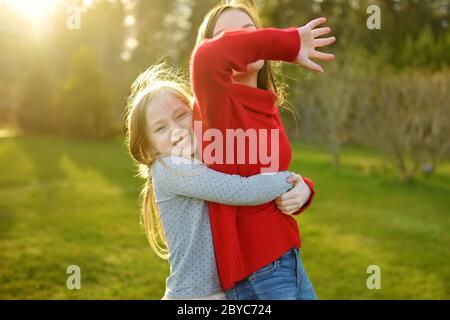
[124,62,192,259]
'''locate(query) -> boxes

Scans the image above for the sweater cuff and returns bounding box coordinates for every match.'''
[292,177,315,216]
[283,27,301,63]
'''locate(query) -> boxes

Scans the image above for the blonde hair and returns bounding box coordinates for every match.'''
[125,62,192,259]
[195,0,290,108]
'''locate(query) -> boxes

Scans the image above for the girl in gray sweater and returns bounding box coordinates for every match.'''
[125,63,310,299]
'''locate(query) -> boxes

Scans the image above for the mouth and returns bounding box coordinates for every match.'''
[173,134,191,147]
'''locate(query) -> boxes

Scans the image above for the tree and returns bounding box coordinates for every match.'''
[57,46,115,139]
[357,67,450,180]
[298,48,370,166]
[16,53,55,134]
[131,0,176,66]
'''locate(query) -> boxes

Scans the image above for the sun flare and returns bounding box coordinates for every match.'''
[6,0,58,26]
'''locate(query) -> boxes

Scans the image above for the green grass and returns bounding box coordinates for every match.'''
[0,136,449,299]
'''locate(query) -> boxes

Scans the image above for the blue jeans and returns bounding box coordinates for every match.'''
[225,248,317,300]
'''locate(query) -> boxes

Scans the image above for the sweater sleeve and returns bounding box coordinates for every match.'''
[151,156,293,206]
[190,27,300,128]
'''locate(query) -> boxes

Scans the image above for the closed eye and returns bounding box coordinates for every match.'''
[154,125,166,133]
[177,112,189,120]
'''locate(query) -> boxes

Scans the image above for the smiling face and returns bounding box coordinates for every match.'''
[212,8,264,76]
[146,90,195,158]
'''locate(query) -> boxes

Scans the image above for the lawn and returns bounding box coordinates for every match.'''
[0,135,449,299]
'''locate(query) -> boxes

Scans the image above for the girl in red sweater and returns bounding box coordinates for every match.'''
[191,1,335,299]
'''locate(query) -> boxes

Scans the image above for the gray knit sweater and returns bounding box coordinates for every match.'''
[150,155,293,299]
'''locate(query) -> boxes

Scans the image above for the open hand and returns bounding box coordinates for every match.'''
[296,17,336,73]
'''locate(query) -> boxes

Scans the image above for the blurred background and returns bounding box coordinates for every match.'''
[0,0,449,299]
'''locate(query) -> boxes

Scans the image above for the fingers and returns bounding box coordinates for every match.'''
[277,190,304,203]
[306,17,327,29]
[298,17,335,73]
[277,188,307,203]
[277,204,299,215]
[313,36,336,48]
[310,50,335,61]
[278,204,301,215]
[278,198,302,208]
[276,182,310,204]
[277,189,298,202]
[287,173,303,184]
[302,58,324,73]
[286,174,296,183]
[312,27,331,38]
[276,192,308,214]
[283,206,300,214]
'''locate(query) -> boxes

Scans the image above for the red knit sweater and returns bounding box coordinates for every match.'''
[190,27,315,290]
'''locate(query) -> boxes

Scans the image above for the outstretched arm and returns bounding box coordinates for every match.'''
[191,27,300,128]
[191,19,335,127]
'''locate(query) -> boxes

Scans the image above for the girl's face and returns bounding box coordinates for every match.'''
[146,90,195,158]
[213,8,264,76]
